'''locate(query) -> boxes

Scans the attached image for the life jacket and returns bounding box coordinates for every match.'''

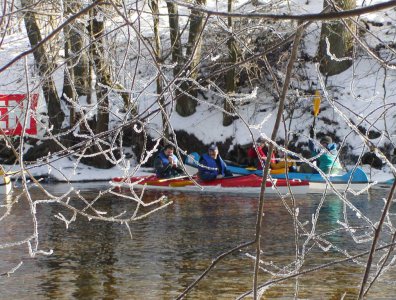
[309,141,342,174]
[247,147,257,159]
[155,151,179,177]
[198,153,227,181]
[254,147,276,170]
[261,148,276,164]
[318,143,342,174]
[248,146,275,162]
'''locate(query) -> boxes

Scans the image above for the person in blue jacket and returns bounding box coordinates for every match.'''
[308,134,343,174]
[198,144,233,181]
[154,144,184,178]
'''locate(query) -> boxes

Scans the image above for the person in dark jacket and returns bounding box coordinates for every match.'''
[153,144,184,178]
[198,144,233,181]
[308,135,342,174]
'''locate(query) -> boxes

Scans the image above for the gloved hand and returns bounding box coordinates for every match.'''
[216,174,224,179]
[310,109,321,116]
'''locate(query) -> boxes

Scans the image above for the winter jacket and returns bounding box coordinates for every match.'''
[154,151,182,178]
[308,140,342,174]
[198,153,228,181]
[247,146,276,169]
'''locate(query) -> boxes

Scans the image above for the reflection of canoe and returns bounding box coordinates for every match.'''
[0,176,12,195]
[112,174,310,195]
[384,179,395,185]
[374,178,395,189]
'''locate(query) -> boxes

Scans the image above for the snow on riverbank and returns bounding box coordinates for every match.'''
[2,156,394,185]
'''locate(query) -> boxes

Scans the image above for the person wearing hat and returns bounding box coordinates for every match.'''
[308,135,342,174]
[154,144,185,178]
[198,144,233,181]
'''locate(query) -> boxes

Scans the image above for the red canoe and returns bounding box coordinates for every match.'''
[112,174,309,195]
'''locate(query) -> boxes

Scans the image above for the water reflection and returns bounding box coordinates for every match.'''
[36,202,120,300]
[0,184,395,299]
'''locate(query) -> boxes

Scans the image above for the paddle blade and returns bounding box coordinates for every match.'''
[313,90,321,117]
[169,181,194,187]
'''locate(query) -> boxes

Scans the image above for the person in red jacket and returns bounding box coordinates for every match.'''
[247,138,275,170]
[247,137,294,171]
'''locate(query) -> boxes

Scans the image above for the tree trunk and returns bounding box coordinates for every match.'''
[62,25,77,127]
[62,0,90,128]
[21,0,65,134]
[89,8,111,134]
[223,0,239,126]
[150,0,168,138]
[317,0,356,76]
[166,1,183,76]
[175,0,207,117]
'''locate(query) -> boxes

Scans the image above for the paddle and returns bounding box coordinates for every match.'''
[169,181,194,187]
[169,174,248,187]
[158,175,189,182]
[224,159,248,168]
[311,90,321,136]
[143,175,191,185]
[0,165,24,176]
[0,165,5,176]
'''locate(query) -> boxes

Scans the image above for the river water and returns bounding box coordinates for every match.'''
[0,183,395,299]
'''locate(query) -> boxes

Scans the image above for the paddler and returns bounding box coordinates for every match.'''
[308,131,343,174]
[153,144,185,178]
[198,144,233,181]
[248,137,294,171]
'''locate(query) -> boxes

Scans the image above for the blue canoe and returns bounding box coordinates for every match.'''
[271,168,368,183]
[228,165,368,183]
[186,152,369,184]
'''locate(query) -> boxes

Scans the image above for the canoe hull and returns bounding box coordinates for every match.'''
[228,165,368,183]
[186,152,369,193]
[271,168,368,183]
[112,174,310,195]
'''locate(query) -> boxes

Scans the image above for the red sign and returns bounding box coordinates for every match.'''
[0,94,38,136]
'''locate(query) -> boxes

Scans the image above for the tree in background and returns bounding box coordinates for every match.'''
[175,0,207,117]
[223,0,239,126]
[166,1,183,78]
[150,0,169,138]
[317,0,356,76]
[21,0,65,134]
[62,0,90,128]
[89,6,112,135]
